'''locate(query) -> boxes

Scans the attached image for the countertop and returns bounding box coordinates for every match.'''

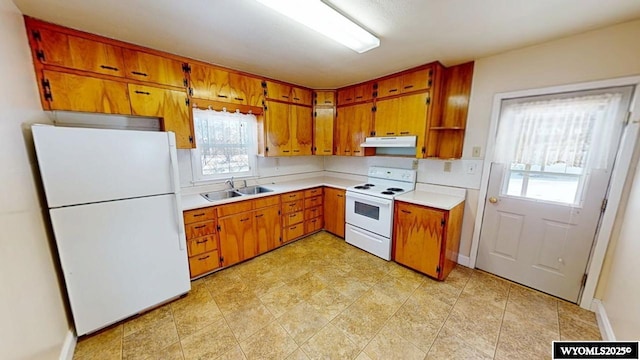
[394,183,466,210]
[181,176,362,211]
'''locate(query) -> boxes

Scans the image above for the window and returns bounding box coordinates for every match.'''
[191,109,257,181]
[494,87,632,205]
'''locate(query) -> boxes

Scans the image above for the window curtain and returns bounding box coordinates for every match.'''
[494,92,624,170]
[193,108,256,175]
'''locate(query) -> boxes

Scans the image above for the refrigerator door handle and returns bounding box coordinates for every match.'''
[167,132,186,250]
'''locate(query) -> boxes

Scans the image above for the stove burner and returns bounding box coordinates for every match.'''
[364,183,375,187]
[354,185,370,190]
[381,191,395,195]
[387,187,404,192]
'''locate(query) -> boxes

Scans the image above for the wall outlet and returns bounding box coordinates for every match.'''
[443,161,452,172]
[412,159,418,170]
[472,146,481,157]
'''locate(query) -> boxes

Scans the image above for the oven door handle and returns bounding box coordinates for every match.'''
[346,191,392,206]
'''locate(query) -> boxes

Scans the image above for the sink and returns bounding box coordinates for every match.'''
[201,189,244,201]
[235,185,274,195]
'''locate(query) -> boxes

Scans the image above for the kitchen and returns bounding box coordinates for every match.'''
[2,0,640,359]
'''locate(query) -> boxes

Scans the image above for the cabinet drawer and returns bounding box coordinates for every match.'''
[305,217,323,234]
[187,235,217,257]
[304,187,323,198]
[304,205,323,220]
[189,250,219,278]
[185,221,215,240]
[282,211,303,226]
[281,191,304,202]
[217,200,253,217]
[254,195,279,209]
[282,199,303,214]
[183,207,215,224]
[304,196,323,209]
[283,224,304,242]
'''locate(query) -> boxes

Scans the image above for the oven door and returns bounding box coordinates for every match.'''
[345,191,393,238]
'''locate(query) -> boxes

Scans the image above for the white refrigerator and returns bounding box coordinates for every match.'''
[32,125,191,336]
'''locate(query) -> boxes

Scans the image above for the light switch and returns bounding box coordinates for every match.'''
[472,146,481,157]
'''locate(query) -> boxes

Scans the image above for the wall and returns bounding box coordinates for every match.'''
[0,0,70,359]
[465,19,640,335]
[598,153,640,339]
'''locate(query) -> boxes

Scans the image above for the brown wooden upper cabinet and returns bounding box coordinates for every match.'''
[335,102,375,157]
[314,91,335,106]
[128,84,194,148]
[29,27,126,77]
[337,82,374,105]
[313,90,335,155]
[375,68,433,98]
[42,70,131,114]
[264,81,312,105]
[261,100,313,156]
[122,49,187,88]
[189,63,263,107]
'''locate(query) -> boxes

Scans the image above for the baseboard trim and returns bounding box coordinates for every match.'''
[457,254,470,267]
[59,329,76,360]
[592,299,616,341]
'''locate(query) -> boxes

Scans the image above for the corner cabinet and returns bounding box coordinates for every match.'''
[392,200,464,280]
[313,91,335,155]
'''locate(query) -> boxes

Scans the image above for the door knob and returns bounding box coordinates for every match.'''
[489,197,498,204]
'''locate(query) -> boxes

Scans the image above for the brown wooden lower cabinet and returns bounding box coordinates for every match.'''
[218,211,255,267]
[323,187,345,237]
[255,205,281,254]
[392,200,464,280]
[183,208,220,278]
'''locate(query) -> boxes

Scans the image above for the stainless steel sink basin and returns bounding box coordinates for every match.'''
[235,185,274,195]
[201,190,244,201]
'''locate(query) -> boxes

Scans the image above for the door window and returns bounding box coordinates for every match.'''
[495,87,633,205]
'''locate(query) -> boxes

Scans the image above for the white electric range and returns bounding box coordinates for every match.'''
[345,166,417,260]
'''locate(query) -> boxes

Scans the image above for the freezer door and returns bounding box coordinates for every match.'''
[32,125,177,207]
[50,194,190,335]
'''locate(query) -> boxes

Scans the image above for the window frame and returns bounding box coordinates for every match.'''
[189,109,258,183]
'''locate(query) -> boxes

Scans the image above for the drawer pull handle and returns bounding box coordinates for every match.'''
[354,150,361,153]
[404,85,414,89]
[386,132,395,135]
[389,89,398,93]
[289,194,296,198]
[255,214,264,218]
[401,209,412,214]
[293,97,300,101]
[193,213,205,217]
[100,65,119,71]
[196,239,208,244]
[134,90,151,95]
[289,203,296,207]
[235,97,244,101]
[194,225,206,229]
[289,214,296,218]
[290,226,297,230]
[283,150,290,153]
[281,95,289,99]
[400,131,410,135]
[345,97,353,101]
[324,100,331,104]
[217,94,228,98]
[337,194,344,198]
[131,71,148,77]
[198,255,210,261]
[323,150,331,152]
[240,218,250,222]
[293,149,300,152]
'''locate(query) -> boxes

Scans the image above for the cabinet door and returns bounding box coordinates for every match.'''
[43,70,131,114]
[314,107,334,155]
[323,187,345,237]
[399,93,429,157]
[291,87,313,105]
[335,106,352,155]
[291,105,313,155]
[376,76,401,98]
[264,100,291,156]
[122,49,186,88]
[218,213,254,267]
[353,83,373,103]
[401,68,431,92]
[374,97,400,136]
[33,28,125,77]
[314,91,335,106]
[255,206,281,254]
[229,73,263,107]
[393,202,444,278]
[265,81,292,102]
[337,88,354,105]
[350,102,373,157]
[128,84,193,149]
[189,63,231,101]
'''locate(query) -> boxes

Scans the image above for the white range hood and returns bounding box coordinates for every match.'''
[360,135,417,148]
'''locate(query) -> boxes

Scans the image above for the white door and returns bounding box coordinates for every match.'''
[477,87,632,302]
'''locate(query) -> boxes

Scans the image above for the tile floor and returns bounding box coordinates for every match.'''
[73,231,601,360]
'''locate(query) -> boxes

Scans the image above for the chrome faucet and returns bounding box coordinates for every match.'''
[225,176,235,189]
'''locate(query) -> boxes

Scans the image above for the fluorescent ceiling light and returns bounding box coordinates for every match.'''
[256,0,380,53]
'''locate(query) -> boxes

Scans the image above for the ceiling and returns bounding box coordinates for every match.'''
[12,0,640,88]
